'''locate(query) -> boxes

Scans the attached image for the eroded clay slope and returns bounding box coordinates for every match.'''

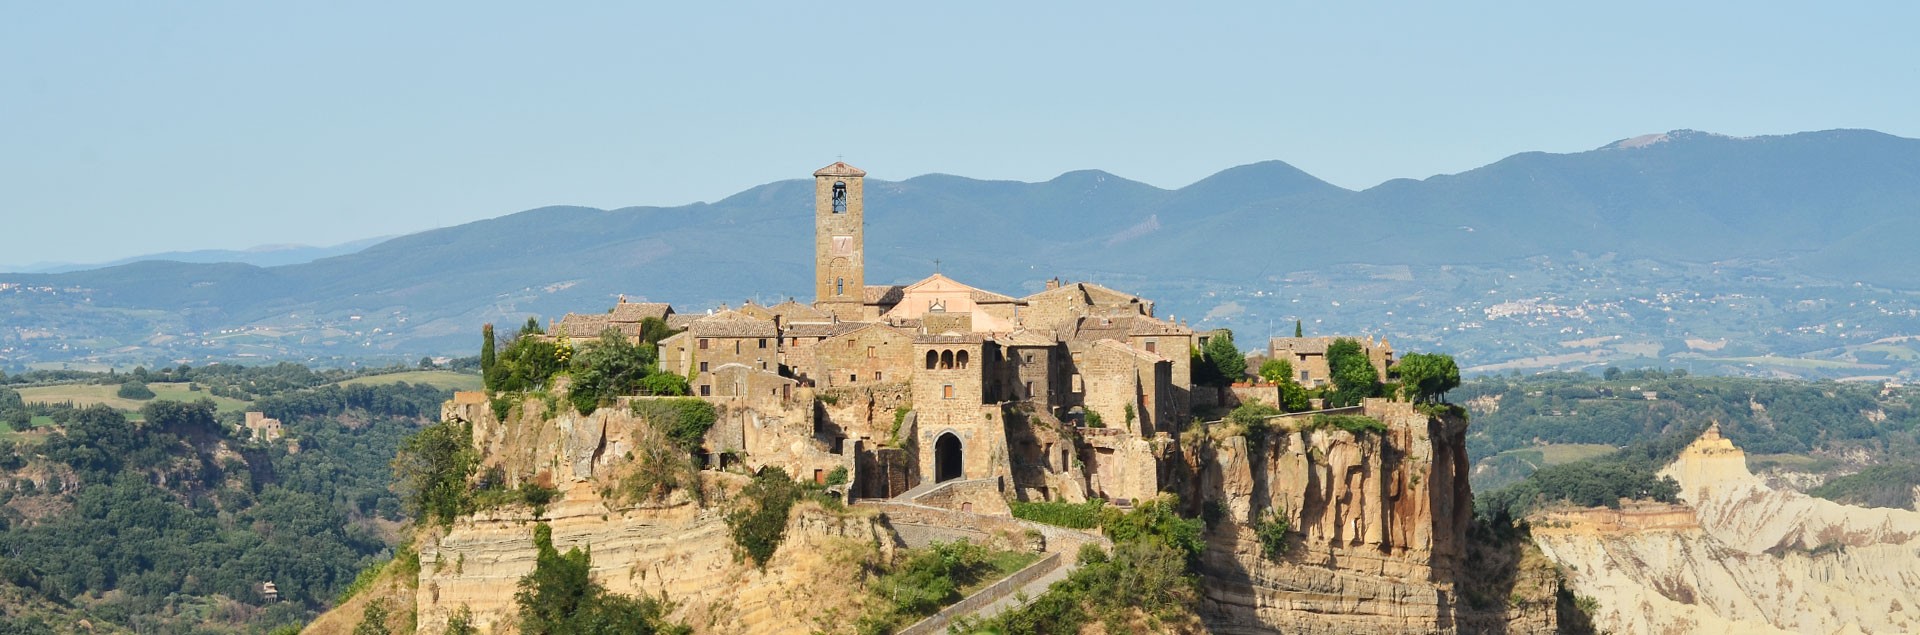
[1532,425,1920,634]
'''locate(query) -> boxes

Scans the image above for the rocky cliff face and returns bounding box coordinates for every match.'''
[407,395,896,635]
[1182,400,1559,634]
[1532,425,1920,634]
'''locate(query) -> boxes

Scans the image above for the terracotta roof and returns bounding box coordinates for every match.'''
[688,310,777,338]
[1125,315,1190,336]
[1091,338,1166,363]
[768,300,830,323]
[784,321,868,338]
[969,288,1020,304]
[1268,336,1341,355]
[863,285,905,306]
[997,329,1058,347]
[556,314,612,337]
[609,302,673,322]
[665,314,699,330]
[814,161,867,177]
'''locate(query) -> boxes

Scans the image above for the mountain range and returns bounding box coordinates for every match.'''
[4,129,1919,374]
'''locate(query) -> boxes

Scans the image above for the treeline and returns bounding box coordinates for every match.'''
[1458,370,1920,462]
[1194,331,1461,412]
[0,359,478,402]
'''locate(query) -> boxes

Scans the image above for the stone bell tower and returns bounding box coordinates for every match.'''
[814,161,866,320]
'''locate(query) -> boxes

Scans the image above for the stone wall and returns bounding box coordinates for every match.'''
[806,324,915,389]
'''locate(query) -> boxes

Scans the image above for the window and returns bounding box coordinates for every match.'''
[956,350,969,369]
[698,338,709,350]
[874,371,883,381]
[836,278,845,295]
[866,345,876,359]
[699,361,709,372]
[926,350,938,369]
[758,338,767,349]
[734,341,741,354]
[1024,381,1033,397]
[1300,370,1310,381]
[1024,353,1034,364]
[831,181,847,213]
[699,384,711,396]
[850,374,857,383]
[1144,339,1157,353]
[943,384,955,399]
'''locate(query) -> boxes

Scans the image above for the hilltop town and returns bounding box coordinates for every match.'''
[522,161,1400,504]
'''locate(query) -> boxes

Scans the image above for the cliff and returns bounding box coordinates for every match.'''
[1531,424,1920,634]
[1182,400,1560,634]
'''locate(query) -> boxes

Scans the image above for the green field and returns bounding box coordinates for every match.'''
[339,370,482,392]
[16,382,253,415]
[1535,443,1618,465]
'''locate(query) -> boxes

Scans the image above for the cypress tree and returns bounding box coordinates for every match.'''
[1294,320,1303,338]
[481,323,498,391]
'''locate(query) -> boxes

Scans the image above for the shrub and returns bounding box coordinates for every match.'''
[725,468,807,567]
[1228,402,1282,442]
[517,523,689,635]
[1304,413,1388,436]
[630,398,716,452]
[824,466,849,487]
[1098,494,1204,565]
[1254,509,1291,561]
[1010,499,1106,529]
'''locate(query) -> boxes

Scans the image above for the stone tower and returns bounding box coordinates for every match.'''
[814,161,867,320]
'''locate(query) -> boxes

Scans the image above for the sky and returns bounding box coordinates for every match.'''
[3,2,1916,267]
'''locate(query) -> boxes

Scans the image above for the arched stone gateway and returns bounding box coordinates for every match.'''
[935,432,963,482]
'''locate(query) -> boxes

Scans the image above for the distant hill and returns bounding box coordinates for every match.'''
[4,236,391,274]
[3,129,1919,371]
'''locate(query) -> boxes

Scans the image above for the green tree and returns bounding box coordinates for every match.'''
[1294,320,1303,338]
[1258,358,1293,385]
[115,380,155,400]
[392,419,478,525]
[1325,338,1380,407]
[1202,331,1246,386]
[1394,353,1461,404]
[481,323,499,391]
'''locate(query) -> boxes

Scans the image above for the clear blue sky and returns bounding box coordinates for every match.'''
[4,2,1915,267]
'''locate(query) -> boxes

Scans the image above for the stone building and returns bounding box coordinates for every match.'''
[1266,335,1395,388]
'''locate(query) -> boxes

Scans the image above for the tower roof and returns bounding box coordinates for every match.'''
[814,161,867,177]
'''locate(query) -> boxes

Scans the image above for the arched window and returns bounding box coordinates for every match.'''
[832,181,847,213]
[956,350,970,369]
[925,350,938,369]
[940,350,954,369]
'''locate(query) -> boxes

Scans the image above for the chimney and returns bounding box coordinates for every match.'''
[1046,277,1061,290]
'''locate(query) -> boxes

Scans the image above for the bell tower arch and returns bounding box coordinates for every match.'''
[814,161,866,320]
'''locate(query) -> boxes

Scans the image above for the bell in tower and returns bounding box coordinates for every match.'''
[813,161,867,320]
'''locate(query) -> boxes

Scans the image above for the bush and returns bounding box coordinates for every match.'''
[824,466,849,487]
[725,468,808,567]
[1254,509,1291,561]
[1303,414,1388,436]
[517,523,689,635]
[116,380,156,400]
[630,399,716,452]
[1098,495,1204,565]
[1010,499,1106,529]
[391,419,478,525]
[1228,402,1282,442]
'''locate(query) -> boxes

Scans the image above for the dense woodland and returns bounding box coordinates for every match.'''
[0,365,453,634]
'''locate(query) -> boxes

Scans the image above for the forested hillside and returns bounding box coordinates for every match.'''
[0,366,457,633]
[1463,370,1920,516]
